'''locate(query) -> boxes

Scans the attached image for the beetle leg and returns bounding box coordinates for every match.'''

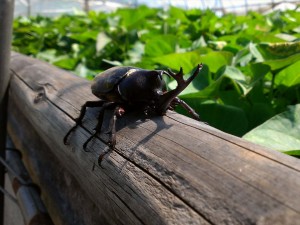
[82,102,116,151]
[64,100,105,145]
[171,97,200,120]
[108,108,118,148]
[104,107,125,133]
[98,106,124,166]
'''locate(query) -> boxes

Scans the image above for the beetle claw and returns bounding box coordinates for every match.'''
[108,141,115,148]
[171,97,200,120]
[98,148,113,167]
[63,136,70,145]
[83,136,93,152]
[98,151,107,167]
[63,126,77,145]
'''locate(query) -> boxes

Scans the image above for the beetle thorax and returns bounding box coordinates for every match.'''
[117,70,166,106]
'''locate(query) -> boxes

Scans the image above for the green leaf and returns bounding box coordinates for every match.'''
[117,5,157,29]
[284,150,300,156]
[152,51,201,72]
[233,48,252,66]
[153,50,233,73]
[181,78,221,99]
[168,6,189,23]
[96,32,111,52]
[275,60,300,88]
[201,51,233,73]
[102,59,123,66]
[144,35,177,57]
[243,104,300,156]
[246,102,275,131]
[181,66,241,100]
[263,53,300,70]
[258,42,300,60]
[69,30,98,42]
[74,63,98,79]
[249,43,264,62]
[250,63,271,81]
[36,49,58,63]
[193,102,248,136]
[275,33,297,42]
[216,66,251,95]
[125,41,145,64]
[53,57,78,70]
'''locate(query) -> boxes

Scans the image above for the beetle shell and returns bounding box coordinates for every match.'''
[91,66,165,104]
[91,66,144,102]
[91,66,136,94]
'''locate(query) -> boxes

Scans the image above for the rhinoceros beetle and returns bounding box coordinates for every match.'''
[64,64,203,165]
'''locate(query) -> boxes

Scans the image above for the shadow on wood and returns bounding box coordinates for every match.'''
[7,52,300,225]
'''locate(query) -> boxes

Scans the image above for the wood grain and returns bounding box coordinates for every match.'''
[7,52,300,225]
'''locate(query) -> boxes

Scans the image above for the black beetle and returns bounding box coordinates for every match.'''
[64,64,203,165]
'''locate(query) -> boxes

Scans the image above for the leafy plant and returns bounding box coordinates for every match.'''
[12,6,300,156]
[244,105,300,157]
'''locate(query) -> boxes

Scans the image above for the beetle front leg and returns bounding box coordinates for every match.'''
[98,106,125,166]
[64,100,105,145]
[170,97,200,120]
[82,102,116,150]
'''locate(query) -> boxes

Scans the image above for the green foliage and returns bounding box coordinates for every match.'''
[12,6,300,156]
[244,105,300,157]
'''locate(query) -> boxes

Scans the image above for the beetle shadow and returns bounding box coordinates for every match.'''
[100,110,173,172]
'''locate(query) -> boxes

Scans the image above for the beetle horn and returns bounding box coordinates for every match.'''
[157,63,203,115]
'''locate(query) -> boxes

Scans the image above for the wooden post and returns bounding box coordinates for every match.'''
[26,0,31,17]
[83,0,89,12]
[0,1,14,224]
[7,52,300,225]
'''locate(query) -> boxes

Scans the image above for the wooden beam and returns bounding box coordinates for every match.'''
[7,52,300,225]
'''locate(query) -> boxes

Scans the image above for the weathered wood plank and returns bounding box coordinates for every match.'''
[7,52,300,225]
